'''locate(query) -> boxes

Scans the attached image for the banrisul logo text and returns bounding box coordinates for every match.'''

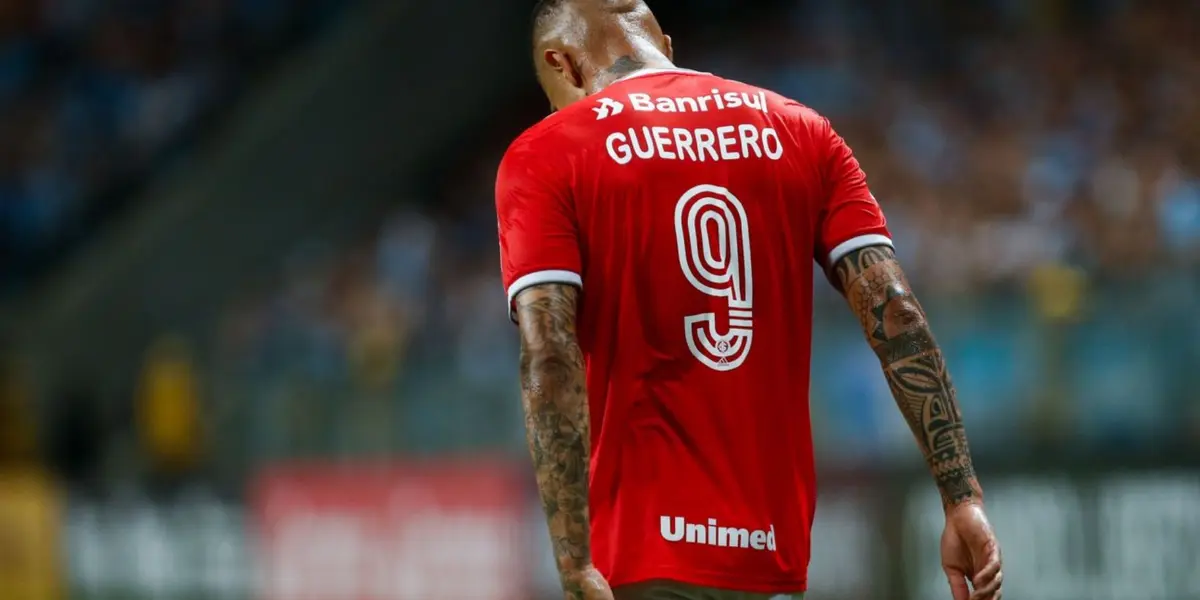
[627,89,770,115]
[660,516,777,551]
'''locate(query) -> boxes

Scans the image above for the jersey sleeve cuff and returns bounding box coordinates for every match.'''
[506,269,583,323]
[827,234,894,267]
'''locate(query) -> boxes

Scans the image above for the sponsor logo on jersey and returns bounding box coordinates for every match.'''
[660,515,777,551]
[627,89,770,115]
[593,98,625,120]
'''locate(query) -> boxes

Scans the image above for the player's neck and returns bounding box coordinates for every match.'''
[591,46,675,93]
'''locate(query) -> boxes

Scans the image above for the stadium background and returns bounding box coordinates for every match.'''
[0,0,1196,598]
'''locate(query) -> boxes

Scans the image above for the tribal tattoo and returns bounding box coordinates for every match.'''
[833,245,983,508]
[607,55,647,77]
[515,283,593,598]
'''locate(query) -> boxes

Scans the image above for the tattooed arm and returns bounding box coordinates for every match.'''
[515,283,602,599]
[832,245,983,508]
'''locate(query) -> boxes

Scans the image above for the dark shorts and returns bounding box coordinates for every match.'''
[613,580,805,600]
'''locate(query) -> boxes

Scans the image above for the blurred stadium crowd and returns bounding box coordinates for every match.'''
[0,2,1195,598]
[0,0,344,294]
[183,0,1200,488]
[0,0,1197,496]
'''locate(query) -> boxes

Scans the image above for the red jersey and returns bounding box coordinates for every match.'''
[495,68,891,594]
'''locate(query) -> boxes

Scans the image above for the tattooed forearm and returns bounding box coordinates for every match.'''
[515,283,592,597]
[833,245,983,508]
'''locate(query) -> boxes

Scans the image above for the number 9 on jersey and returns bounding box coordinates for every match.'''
[674,184,754,372]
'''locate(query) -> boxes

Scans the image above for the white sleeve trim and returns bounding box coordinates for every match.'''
[827,234,894,266]
[506,270,583,322]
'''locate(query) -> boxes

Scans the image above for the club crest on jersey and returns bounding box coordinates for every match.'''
[593,98,625,120]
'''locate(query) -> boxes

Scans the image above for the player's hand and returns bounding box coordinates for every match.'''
[560,565,614,600]
[941,500,1003,600]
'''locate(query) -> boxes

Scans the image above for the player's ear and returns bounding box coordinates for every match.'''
[663,34,674,61]
[543,48,584,91]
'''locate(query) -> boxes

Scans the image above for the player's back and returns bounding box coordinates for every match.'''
[497,68,891,594]
[570,69,821,591]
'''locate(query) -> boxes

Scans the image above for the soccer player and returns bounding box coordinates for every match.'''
[496,2,1004,599]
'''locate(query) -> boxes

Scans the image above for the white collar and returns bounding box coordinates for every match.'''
[613,67,706,83]
[538,68,708,120]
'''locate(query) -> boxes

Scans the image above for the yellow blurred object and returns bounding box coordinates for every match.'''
[136,335,202,472]
[0,359,37,465]
[348,289,407,391]
[1029,263,1088,322]
[0,469,61,600]
[0,376,36,460]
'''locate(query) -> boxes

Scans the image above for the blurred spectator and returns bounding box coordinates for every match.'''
[135,334,202,487]
[0,358,38,466]
[0,353,55,600]
[0,467,59,600]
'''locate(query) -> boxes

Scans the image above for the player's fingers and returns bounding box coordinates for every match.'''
[944,568,971,600]
[970,569,1003,600]
[971,555,1001,587]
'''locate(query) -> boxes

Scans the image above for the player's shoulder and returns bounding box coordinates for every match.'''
[749,82,826,124]
[496,110,584,192]
[502,112,574,164]
[500,93,616,176]
[707,73,829,126]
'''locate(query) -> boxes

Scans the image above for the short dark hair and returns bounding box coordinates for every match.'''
[531,0,567,40]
